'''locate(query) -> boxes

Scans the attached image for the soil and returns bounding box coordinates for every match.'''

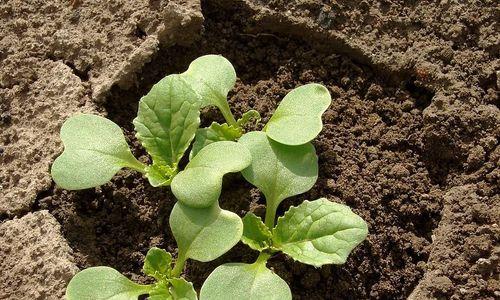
[1,0,499,300]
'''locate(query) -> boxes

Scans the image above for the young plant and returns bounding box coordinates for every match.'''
[63,141,250,300]
[51,55,256,190]
[52,54,369,300]
[199,85,369,299]
[66,247,197,300]
[51,55,254,299]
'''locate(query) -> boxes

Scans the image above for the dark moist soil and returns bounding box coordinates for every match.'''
[39,2,468,299]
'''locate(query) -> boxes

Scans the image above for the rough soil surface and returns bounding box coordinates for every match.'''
[1,0,498,299]
[0,210,78,299]
[0,0,202,216]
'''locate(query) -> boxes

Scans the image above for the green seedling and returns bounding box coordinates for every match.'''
[52,54,368,300]
[200,88,368,299]
[51,55,257,190]
[66,247,197,300]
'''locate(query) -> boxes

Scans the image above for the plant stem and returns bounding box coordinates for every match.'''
[264,202,277,229]
[254,252,272,266]
[218,102,237,127]
[127,159,147,174]
[171,254,186,278]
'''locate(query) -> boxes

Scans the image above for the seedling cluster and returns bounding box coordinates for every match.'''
[52,55,368,299]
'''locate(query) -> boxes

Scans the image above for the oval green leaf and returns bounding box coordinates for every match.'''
[51,114,146,190]
[171,141,251,208]
[169,202,243,262]
[66,266,151,300]
[180,54,236,109]
[200,263,291,300]
[273,198,368,267]
[239,131,318,213]
[180,55,237,125]
[264,84,331,145]
[133,74,201,186]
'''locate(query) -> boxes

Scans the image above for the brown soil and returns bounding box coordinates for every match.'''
[1,0,499,299]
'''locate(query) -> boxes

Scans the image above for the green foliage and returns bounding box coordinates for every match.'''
[239,131,318,225]
[66,248,198,300]
[65,267,151,300]
[171,141,251,208]
[51,114,146,190]
[170,202,243,262]
[264,83,331,145]
[143,247,172,281]
[54,55,367,300]
[236,109,261,127]
[180,55,237,125]
[190,122,243,159]
[200,261,291,300]
[273,198,369,267]
[241,213,273,251]
[133,74,201,186]
[169,278,198,300]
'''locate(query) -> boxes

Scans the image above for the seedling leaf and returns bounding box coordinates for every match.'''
[51,114,146,190]
[237,110,261,127]
[171,141,251,208]
[190,122,242,159]
[180,55,237,125]
[170,202,243,262]
[241,213,273,251]
[200,263,291,300]
[169,278,198,300]
[145,164,178,187]
[273,198,368,267]
[133,74,201,184]
[143,247,172,280]
[65,266,151,300]
[149,282,172,300]
[239,131,318,215]
[264,84,331,145]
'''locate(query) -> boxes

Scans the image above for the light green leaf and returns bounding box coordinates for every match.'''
[51,114,146,190]
[171,141,251,208]
[264,84,331,145]
[148,282,172,300]
[169,278,198,300]
[190,122,242,160]
[242,213,273,251]
[180,55,237,125]
[200,263,291,300]
[170,202,243,262]
[239,131,318,217]
[143,247,172,280]
[237,110,261,127]
[66,266,151,300]
[273,198,368,267]
[133,74,201,184]
[144,164,178,187]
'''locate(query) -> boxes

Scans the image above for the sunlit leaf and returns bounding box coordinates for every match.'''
[239,131,318,218]
[170,202,243,262]
[200,263,291,300]
[171,141,251,208]
[133,74,201,185]
[273,198,368,267]
[51,114,146,190]
[265,84,331,145]
[66,267,151,300]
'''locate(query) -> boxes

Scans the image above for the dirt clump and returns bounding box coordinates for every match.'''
[0,210,78,299]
